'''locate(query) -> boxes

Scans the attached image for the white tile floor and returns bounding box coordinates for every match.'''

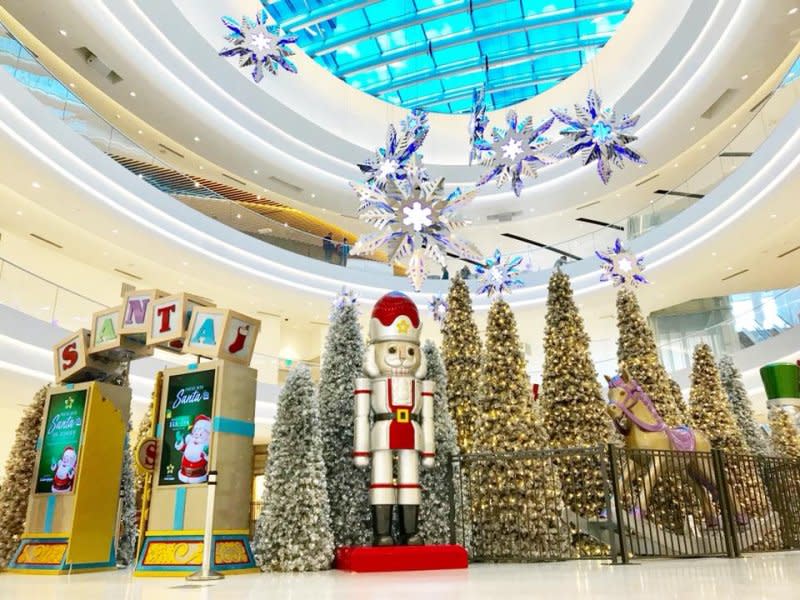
[1,553,798,600]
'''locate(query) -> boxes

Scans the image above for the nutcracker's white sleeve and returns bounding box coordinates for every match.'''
[421,380,435,458]
[353,377,372,458]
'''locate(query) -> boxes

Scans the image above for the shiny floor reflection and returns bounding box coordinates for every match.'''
[1,552,798,599]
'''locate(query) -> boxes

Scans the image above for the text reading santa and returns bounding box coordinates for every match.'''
[353,291,434,545]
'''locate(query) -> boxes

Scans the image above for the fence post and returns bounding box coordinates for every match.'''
[606,444,630,564]
[447,453,457,545]
[711,449,740,558]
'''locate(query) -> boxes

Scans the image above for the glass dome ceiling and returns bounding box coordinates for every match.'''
[263,0,634,114]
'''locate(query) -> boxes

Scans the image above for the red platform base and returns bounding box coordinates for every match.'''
[335,544,468,573]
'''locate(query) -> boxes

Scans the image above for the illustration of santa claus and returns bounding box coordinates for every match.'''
[175,414,211,483]
[51,446,77,493]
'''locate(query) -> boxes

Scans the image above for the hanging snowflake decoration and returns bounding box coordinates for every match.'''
[330,286,359,321]
[475,250,525,297]
[474,110,555,197]
[358,110,430,191]
[467,88,489,165]
[428,295,449,324]
[219,10,298,83]
[596,238,648,288]
[551,89,645,184]
[350,175,482,292]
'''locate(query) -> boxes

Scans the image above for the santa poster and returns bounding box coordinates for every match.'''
[35,390,87,494]
[158,368,216,486]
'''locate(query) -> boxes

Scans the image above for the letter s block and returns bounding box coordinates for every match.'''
[53,329,107,383]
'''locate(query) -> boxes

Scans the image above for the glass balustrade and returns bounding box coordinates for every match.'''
[0,21,797,278]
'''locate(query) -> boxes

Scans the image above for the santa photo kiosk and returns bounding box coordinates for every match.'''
[135,307,260,577]
[7,381,131,574]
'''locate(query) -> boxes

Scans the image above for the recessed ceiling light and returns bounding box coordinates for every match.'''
[182,261,188,266]
[31,181,41,188]
[311,193,316,198]
[236,213,242,219]
[615,193,621,198]
[59,29,67,36]
[726,266,733,270]
[673,163,679,168]
[69,82,75,88]
[253,169,258,174]
[789,7,798,15]
[138,174,143,179]
[198,165,204,170]
[129,91,136,97]
[137,129,143,134]
[711,252,717,256]
[322,207,327,212]
[689,125,695,131]
[194,182,200,188]
[701,144,707,149]
[731,123,738,128]
[740,74,749,81]
[528,208,535,212]
[257,195,261,199]
[284,222,288,227]
[115,114,121,119]
[15,210,22,216]
[111,229,118,234]
[193,136,200,142]
[770,213,777,219]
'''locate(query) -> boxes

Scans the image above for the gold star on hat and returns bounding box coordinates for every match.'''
[396,318,410,334]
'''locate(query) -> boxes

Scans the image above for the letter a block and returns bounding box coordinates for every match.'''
[53,329,106,384]
[184,308,260,365]
[145,292,214,353]
[89,305,152,360]
[119,289,169,342]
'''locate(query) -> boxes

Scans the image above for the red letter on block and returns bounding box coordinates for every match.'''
[61,342,78,370]
[157,304,177,333]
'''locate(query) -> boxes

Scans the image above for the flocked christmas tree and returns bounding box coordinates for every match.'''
[719,356,769,455]
[418,341,458,545]
[0,386,47,567]
[253,364,334,571]
[317,300,371,548]
[540,270,616,519]
[769,407,800,459]
[442,276,483,453]
[616,288,687,427]
[471,298,569,560]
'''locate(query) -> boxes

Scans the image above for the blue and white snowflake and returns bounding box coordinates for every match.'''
[467,88,489,165]
[358,110,430,191]
[475,250,525,297]
[330,286,359,321]
[551,90,645,184]
[596,238,648,288]
[219,10,298,83]
[350,173,482,292]
[474,110,555,197]
[428,295,449,324]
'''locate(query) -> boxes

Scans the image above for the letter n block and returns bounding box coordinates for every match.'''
[89,305,152,360]
[53,329,106,383]
[119,289,169,342]
[145,293,214,353]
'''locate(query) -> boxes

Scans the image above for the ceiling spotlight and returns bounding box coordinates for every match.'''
[731,123,738,128]
[115,114,121,119]
[726,266,733,271]
[770,214,777,219]
[129,91,136,97]
[198,165,204,170]
[673,163,679,168]
[194,182,200,188]
[311,193,316,198]
[711,252,717,256]
[689,125,695,131]
[31,181,41,188]
[253,169,258,174]
[789,7,799,15]
[137,129,143,134]
[112,229,119,234]
[701,144,707,149]
[740,74,749,81]
[194,136,200,142]
[236,213,242,219]
[15,210,22,216]
[69,82,75,88]
[59,29,67,36]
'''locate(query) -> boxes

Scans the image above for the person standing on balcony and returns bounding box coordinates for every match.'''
[323,232,334,263]
[441,265,449,280]
[340,237,351,267]
[459,265,471,280]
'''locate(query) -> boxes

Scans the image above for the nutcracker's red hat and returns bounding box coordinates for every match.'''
[369,291,421,344]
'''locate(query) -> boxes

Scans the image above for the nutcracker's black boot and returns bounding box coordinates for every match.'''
[399,505,424,545]
[371,505,394,546]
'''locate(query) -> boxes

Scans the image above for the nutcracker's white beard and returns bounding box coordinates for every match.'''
[388,366,412,377]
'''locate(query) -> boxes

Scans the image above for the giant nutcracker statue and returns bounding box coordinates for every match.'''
[354,292,435,546]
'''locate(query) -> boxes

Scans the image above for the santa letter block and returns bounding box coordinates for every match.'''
[53,329,106,384]
[119,289,169,341]
[89,305,152,360]
[183,308,260,364]
[145,292,214,353]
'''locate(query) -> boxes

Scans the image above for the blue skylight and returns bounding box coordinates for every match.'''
[263,0,634,114]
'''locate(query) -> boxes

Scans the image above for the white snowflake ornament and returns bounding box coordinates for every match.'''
[596,238,648,288]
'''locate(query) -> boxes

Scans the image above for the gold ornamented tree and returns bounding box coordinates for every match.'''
[540,270,616,518]
[470,298,569,560]
[769,407,800,459]
[442,276,482,453]
[616,288,687,427]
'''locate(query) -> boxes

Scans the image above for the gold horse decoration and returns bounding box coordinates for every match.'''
[605,369,743,527]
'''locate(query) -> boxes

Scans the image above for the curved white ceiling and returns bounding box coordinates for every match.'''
[4,0,797,220]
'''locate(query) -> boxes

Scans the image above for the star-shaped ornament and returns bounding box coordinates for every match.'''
[166,464,175,474]
[596,238,648,288]
[219,10,298,83]
[64,397,74,409]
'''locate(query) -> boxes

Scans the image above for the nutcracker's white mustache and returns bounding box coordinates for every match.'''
[383,354,412,376]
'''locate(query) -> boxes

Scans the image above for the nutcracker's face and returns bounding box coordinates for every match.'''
[373,340,421,376]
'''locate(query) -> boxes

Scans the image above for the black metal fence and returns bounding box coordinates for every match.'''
[450,445,800,563]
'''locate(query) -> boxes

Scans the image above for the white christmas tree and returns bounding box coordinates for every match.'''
[116,428,137,566]
[318,302,371,547]
[253,365,334,571]
[0,386,47,566]
[418,341,458,545]
[718,356,770,455]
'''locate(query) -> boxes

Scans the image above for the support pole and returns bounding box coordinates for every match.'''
[187,469,223,581]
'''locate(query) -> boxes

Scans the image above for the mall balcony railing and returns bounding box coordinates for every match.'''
[0,22,798,278]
